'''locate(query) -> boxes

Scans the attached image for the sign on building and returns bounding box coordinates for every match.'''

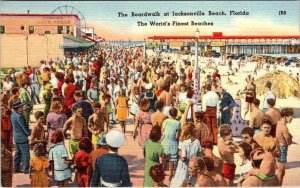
[211,41,225,46]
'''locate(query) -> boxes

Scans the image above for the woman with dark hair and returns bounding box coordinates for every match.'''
[237,142,253,185]
[133,98,153,147]
[161,107,181,181]
[151,100,167,127]
[116,89,129,133]
[143,126,166,187]
[46,100,67,145]
[149,164,167,187]
[48,131,72,187]
[170,124,201,187]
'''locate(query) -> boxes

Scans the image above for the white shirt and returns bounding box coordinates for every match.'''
[202,91,220,114]
[114,85,127,97]
[178,91,187,104]
[263,90,275,109]
[3,81,13,92]
[50,74,58,89]
[240,159,252,177]
[61,83,68,97]
[107,84,117,99]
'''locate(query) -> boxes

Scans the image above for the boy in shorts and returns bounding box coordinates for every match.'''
[218,125,239,186]
[63,103,87,158]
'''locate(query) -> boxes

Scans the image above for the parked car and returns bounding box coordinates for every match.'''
[212,52,221,58]
[284,59,294,66]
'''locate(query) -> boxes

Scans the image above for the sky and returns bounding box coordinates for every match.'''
[0,1,299,40]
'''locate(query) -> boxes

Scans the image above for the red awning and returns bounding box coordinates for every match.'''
[82,35,97,43]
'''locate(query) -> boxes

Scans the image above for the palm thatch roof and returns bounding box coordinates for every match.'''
[255,71,300,98]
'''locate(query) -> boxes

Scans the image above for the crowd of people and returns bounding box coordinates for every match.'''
[0,43,296,187]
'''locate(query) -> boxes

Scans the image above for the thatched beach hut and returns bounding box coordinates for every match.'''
[255,70,300,99]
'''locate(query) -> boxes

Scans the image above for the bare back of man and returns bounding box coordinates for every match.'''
[250,108,264,130]
[266,108,281,126]
[196,174,216,187]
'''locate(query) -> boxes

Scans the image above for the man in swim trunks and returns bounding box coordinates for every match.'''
[243,75,256,118]
[63,103,88,158]
[276,108,294,185]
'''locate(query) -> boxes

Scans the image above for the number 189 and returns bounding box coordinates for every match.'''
[279,11,286,15]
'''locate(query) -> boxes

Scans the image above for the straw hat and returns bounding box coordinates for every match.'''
[106,129,125,148]
[139,98,150,111]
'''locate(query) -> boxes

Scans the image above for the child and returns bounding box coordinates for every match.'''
[116,89,129,133]
[149,164,167,187]
[74,137,93,187]
[63,104,88,158]
[88,103,109,150]
[217,124,239,186]
[29,143,50,187]
[1,141,13,187]
[48,131,72,187]
[30,111,47,149]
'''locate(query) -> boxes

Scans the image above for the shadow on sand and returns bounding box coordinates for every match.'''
[123,154,145,172]
[285,161,300,170]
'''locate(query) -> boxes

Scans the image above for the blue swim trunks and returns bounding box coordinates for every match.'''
[277,146,288,163]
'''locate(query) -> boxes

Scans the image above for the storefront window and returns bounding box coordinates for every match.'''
[66,26,70,34]
[0,26,5,34]
[58,26,64,34]
[29,26,34,34]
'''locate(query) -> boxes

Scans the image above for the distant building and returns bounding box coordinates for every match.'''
[0,13,82,38]
[0,13,95,68]
[81,27,97,40]
[148,32,300,54]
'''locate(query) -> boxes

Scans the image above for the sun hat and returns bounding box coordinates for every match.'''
[106,129,125,148]
[11,100,25,109]
[97,132,107,146]
[144,83,153,90]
